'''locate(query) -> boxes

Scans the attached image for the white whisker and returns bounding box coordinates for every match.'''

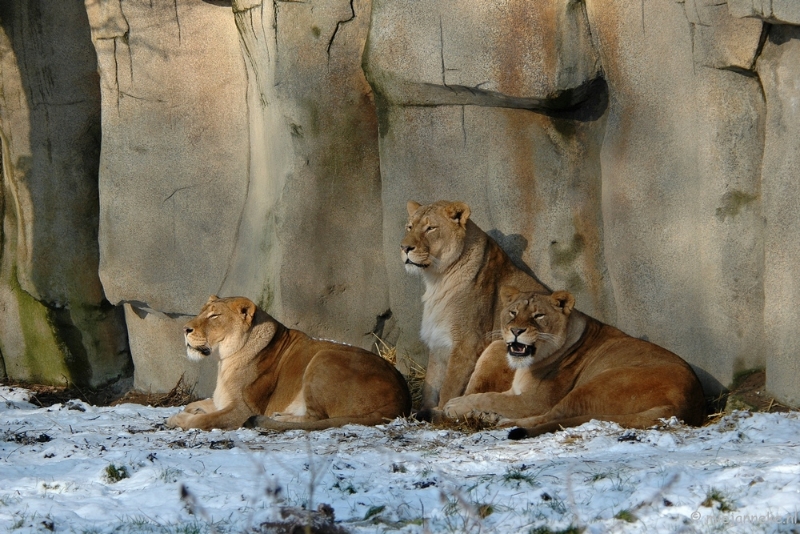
[485,330,503,340]
[536,332,565,347]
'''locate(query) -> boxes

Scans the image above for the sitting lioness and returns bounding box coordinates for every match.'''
[443,287,706,439]
[167,296,411,431]
[402,200,548,412]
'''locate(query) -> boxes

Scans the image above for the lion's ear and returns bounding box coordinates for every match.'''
[230,297,257,326]
[500,286,521,306]
[550,291,575,315]
[206,295,219,304]
[445,201,470,227]
[407,200,422,216]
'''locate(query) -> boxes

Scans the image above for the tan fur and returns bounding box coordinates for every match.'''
[443,288,707,439]
[167,296,411,431]
[401,200,547,410]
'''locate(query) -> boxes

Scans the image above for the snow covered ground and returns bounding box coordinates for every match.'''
[1,385,799,534]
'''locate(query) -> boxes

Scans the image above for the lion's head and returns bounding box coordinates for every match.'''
[183,296,257,361]
[401,200,471,275]
[500,287,575,369]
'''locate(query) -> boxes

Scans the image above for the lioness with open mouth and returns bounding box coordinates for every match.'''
[167,296,411,431]
[443,287,706,439]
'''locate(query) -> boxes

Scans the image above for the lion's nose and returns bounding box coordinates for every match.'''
[510,328,526,338]
[401,245,415,253]
[184,326,193,334]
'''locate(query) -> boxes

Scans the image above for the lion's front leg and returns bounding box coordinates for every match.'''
[444,391,538,422]
[436,338,484,408]
[167,404,252,431]
[420,346,450,410]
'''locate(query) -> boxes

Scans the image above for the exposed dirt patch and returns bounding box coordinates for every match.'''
[723,369,789,414]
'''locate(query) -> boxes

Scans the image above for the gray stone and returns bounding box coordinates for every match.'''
[89,0,251,313]
[758,25,800,407]
[585,0,766,394]
[124,304,215,397]
[366,0,601,109]
[729,0,800,25]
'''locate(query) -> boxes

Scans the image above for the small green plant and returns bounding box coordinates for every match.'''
[11,515,25,530]
[332,479,356,494]
[701,488,735,512]
[590,472,607,482]
[364,504,386,520]
[614,509,637,522]
[160,467,184,483]
[545,494,568,515]
[173,524,203,534]
[104,464,129,483]
[502,464,538,487]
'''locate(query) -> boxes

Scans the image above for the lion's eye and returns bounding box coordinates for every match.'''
[509,310,517,318]
[425,226,437,233]
[208,314,220,320]
[406,225,412,231]
[533,313,545,321]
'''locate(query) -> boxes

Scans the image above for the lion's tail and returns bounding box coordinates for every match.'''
[245,412,399,431]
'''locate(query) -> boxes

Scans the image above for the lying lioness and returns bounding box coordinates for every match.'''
[443,287,706,439]
[167,296,411,431]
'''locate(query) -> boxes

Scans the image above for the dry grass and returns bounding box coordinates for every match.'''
[111,374,197,408]
[374,335,426,410]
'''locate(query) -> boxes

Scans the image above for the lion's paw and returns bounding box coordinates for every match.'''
[443,396,477,419]
[166,412,191,429]
[495,417,516,428]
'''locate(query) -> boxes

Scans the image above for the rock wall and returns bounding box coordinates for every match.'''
[85,0,387,396]
[0,0,798,406]
[0,1,129,387]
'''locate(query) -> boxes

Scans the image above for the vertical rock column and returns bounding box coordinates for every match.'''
[229,0,387,346]
[757,21,800,406]
[86,0,250,395]
[0,1,129,387]
[585,0,765,393]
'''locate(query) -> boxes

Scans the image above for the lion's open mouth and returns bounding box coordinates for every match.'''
[507,342,534,358]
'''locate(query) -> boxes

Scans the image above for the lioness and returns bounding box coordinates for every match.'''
[401,200,548,411]
[167,296,411,431]
[443,287,706,439]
